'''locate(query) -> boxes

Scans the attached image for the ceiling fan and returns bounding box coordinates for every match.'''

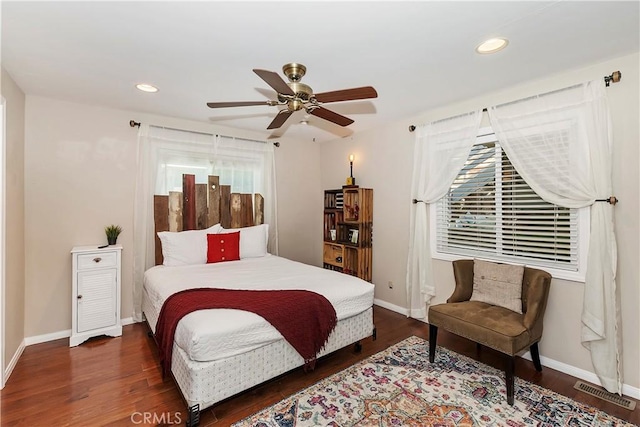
[206,62,378,130]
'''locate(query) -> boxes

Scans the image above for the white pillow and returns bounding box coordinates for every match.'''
[220,224,269,258]
[158,224,222,266]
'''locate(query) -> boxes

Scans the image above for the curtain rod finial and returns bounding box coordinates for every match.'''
[130,120,141,128]
[409,125,416,132]
[604,71,622,87]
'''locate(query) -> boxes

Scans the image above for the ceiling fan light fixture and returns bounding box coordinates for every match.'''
[135,83,159,93]
[300,114,311,126]
[476,37,509,54]
[206,63,377,132]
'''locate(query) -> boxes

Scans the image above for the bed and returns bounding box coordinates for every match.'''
[144,175,375,427]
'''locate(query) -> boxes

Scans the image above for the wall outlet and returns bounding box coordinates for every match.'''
[388,281,394,289]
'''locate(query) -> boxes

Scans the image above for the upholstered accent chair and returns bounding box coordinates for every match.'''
[428,259,552,405]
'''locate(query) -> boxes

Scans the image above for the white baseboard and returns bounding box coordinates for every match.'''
[521,350,640,400]
[24,317,139,346]
[373,299,409,316]
[621,383,639,400]
[24,329,71,346]
[4,339,25,385]
[121,317,135,326]
[373,299,427,322]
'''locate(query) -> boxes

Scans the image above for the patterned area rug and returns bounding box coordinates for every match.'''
[233,336,633,426]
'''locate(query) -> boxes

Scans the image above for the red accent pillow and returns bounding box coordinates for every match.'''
[207,231,240,263]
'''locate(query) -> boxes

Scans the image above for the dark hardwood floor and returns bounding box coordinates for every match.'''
[1,306,638,426]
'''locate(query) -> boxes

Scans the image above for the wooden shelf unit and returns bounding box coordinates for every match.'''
[323,187,373,281]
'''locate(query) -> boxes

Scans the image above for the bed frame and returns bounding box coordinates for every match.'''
[145,174,376,427]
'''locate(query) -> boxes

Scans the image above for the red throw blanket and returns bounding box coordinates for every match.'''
[155,288,338,376]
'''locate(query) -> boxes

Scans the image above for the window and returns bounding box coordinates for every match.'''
[431,128,588,281]
[152,133,268,198]
[157,154,261,195]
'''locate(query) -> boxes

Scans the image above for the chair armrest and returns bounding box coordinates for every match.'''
[447,259,474,303]
[522,268,552,335]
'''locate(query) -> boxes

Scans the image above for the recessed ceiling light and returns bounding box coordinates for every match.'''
[135,83,159,93]
[476,37,509,54]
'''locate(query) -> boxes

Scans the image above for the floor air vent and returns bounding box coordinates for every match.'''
[574,380,636,410]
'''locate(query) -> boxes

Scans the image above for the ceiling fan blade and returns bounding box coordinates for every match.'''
[267,110,293,129]
[207,101,271,108]
[253,69,295,96]
[314,86,378,103]
[309,107,354,127]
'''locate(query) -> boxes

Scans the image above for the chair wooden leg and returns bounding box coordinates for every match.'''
[530,342,542,371]
[429,324,438,363]
[506,356,515,406]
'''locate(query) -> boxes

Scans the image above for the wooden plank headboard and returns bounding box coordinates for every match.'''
[154,174,264,265]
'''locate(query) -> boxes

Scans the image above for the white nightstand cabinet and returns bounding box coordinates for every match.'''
[70,245,123,347]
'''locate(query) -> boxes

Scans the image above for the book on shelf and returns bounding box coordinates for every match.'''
[323,263,342,272]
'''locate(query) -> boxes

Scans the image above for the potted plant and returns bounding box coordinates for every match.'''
[105,224,122,246]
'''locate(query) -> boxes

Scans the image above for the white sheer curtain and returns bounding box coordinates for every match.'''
[132,124,156,322]
[488,80,622,393]
[132,125,278,322]
[210,135,278,252]
[406,111,482,319]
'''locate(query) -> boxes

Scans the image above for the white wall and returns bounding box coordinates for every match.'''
[23,97,321,337]
[1,69,26,375]
[274,137,323,266]
[320,52,640,390]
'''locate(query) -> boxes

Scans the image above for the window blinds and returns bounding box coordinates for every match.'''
[435,136,579,271]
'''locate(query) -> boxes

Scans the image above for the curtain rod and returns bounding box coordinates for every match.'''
[408,70,622,133]
[413,196,618,205]
[129,120,280,147]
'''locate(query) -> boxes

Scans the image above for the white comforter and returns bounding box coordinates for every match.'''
[143,255,374,362]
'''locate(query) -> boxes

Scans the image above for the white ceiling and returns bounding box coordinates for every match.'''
[2,1,638,142]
